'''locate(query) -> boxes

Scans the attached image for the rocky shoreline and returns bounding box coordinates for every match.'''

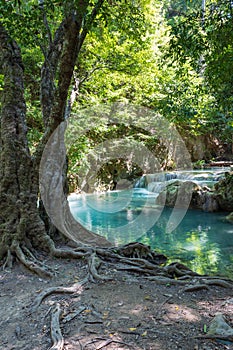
[155,172,233,221]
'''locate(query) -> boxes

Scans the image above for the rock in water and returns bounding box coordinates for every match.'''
[156,180,219,212]
[225,212,233,224]
[214,172,233,211]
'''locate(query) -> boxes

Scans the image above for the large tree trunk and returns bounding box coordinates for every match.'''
[0,1,110,275]
[0,24,46,265]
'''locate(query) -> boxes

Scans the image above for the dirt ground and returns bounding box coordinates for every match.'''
[0,252,233,350]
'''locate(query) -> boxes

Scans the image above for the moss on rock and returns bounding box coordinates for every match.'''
[214,172,233,211]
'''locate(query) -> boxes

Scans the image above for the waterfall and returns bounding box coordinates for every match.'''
[134,169,229,194]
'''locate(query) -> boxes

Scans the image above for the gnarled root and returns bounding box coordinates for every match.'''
[2,249,13,270]
[164,262,199,278]
[87,253,112,282]
[30,242,233,350]
[145,276,188,285]
[49,303,64,350]
[14,243,53,278]
[32,278,88,312]
[203,278,233,288]
[183,284,210,292]
[183,277,233,292]
[46,237,91,259]
[5,233,92,279]
[1,241,53,278]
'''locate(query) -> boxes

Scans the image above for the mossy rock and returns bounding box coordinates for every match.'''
[214,172,233,211]
[156,180,219,212]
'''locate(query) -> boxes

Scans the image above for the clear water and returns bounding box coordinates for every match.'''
[69,188,233,278]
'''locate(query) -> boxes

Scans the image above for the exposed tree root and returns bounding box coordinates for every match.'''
[183,277,233,292]
[24,242,233,309]
[195,275,233,282]
[145,275,188,285]
[195,334,233,342]
[1,234,93,278]
[108,242,167,264]
[117,257,164,272]
[2,249,13,270]
[87,253,112,282]
[117,265,165,276]
[96,242,167,266]
[32,278,88,312]
[47,237,92,259]
[49,303,64,350]
[164,262,199,277]
[183,284,210,292]
[62,305,86,324]
[14,242,53,278]
[202,278,233,289]
[29,242,233,350]
[146,276,233,290]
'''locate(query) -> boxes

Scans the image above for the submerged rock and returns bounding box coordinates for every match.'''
[225,212,233,224]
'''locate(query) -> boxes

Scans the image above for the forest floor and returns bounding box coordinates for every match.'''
[0,251,233,350]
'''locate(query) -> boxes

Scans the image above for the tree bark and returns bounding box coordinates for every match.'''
[0,1,110,272]
[0,24,46,261]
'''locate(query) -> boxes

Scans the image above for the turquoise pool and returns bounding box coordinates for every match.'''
[69,189,233,277]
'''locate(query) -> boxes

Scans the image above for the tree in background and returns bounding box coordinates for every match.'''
[167,0,233,151]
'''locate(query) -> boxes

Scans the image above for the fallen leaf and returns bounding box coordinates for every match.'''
[103,311,109,319]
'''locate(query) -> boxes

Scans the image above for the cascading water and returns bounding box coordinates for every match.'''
[134,168,228,194]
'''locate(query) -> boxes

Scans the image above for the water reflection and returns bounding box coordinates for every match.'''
[69,190,233,277]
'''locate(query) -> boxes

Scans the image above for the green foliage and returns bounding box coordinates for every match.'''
[167,0,233,142]
[74,1,168,107]
[1,0,232,178]
[1,1,46,45]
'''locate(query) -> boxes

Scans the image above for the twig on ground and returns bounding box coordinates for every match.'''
[154,294,174,317]
[62,305,86,323]
[83,337,136,349]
